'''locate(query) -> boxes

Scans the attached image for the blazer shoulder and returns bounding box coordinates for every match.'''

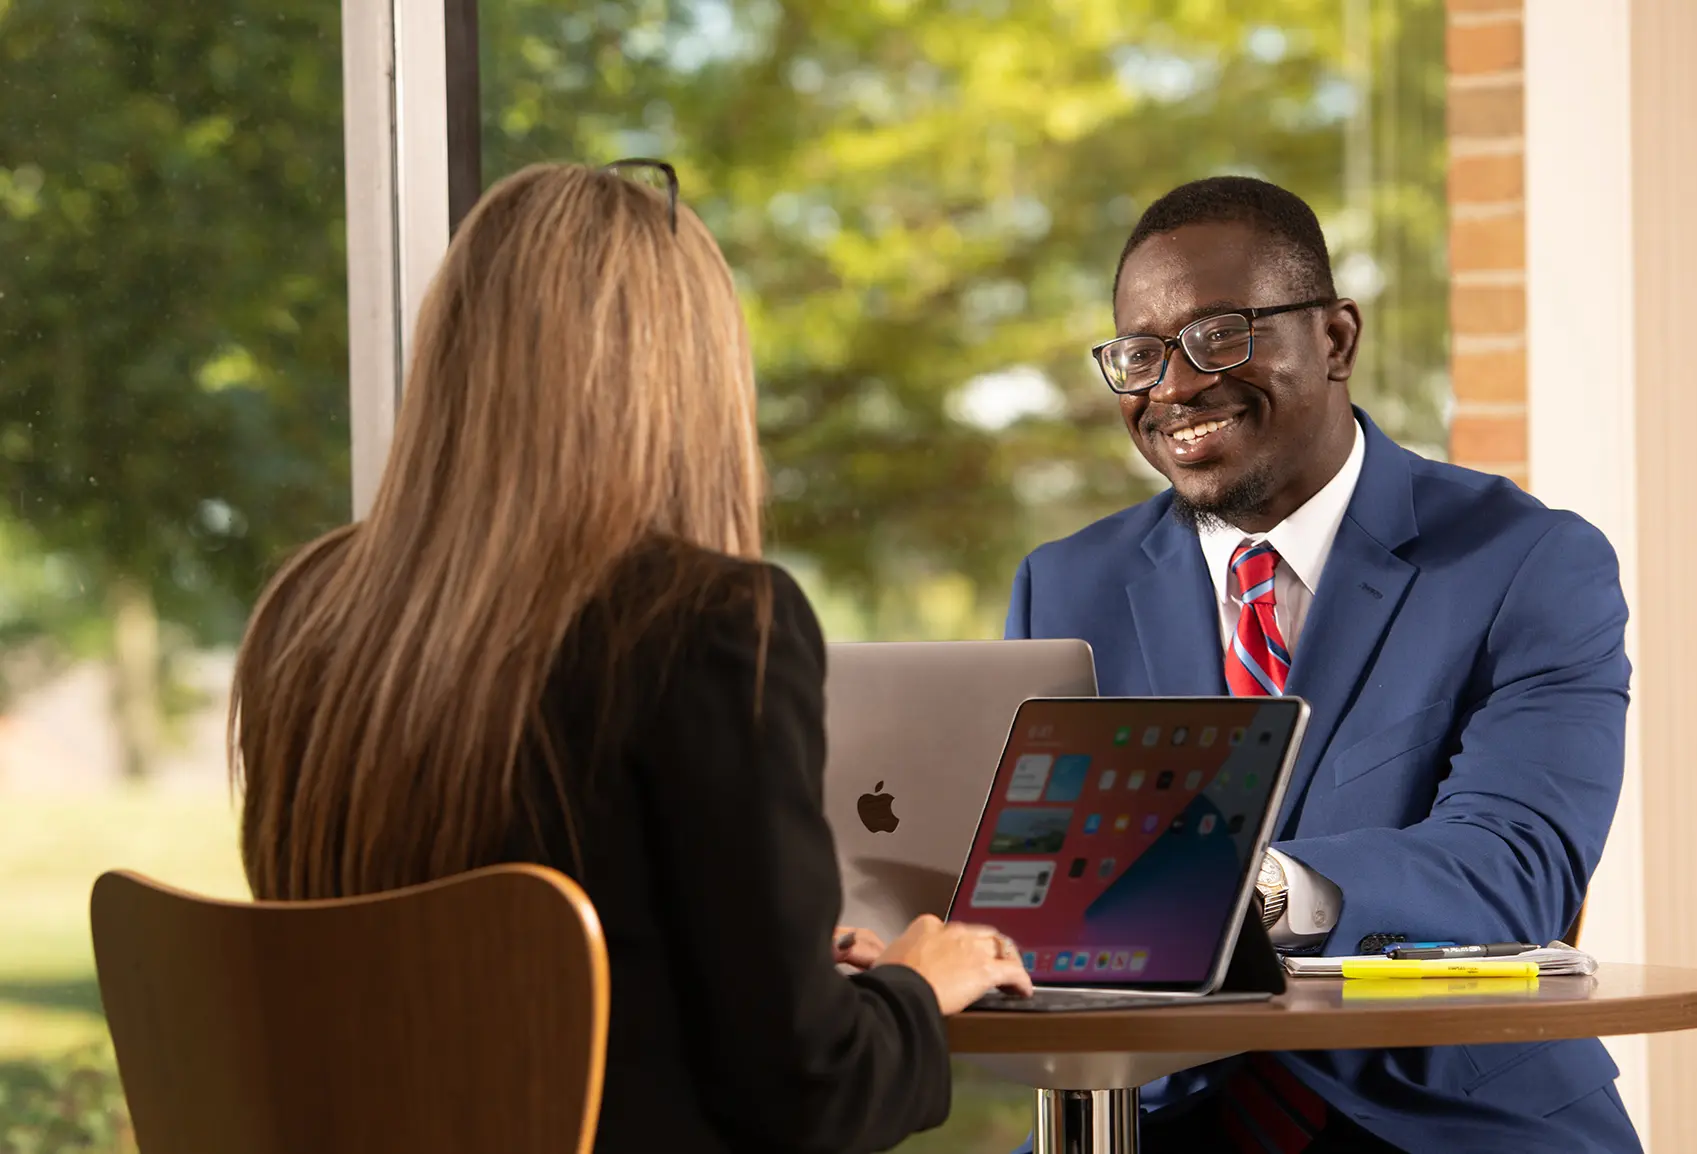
[568,541,823,690]
[657,544,822,660]
[1026,491,1171,569]
[1405,454,1617,563]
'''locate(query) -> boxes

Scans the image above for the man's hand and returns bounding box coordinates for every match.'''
[833,926,887,970]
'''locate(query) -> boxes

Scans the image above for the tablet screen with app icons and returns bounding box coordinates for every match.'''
[949,697,1304,991]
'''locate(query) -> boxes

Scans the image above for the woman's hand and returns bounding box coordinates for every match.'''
[874,914,1034,1015]
[833,926,887,970]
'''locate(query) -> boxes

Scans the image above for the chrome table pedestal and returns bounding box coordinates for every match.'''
[1034,1088,1139,1153]
[966,1052,1229,1154]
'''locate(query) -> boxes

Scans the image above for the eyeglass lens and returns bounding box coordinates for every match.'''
[1100,313,1253,393]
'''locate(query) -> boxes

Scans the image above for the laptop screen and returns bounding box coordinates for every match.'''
[948,697,1304,991]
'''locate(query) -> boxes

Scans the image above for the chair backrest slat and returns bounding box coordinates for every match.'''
[91,864,608,1154]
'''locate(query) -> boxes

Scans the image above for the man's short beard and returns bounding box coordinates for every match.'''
[1168,466,1277,531]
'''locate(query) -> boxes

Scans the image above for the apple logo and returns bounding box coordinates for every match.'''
[857,781,900,833]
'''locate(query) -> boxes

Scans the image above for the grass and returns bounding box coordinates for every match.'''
[0,784,1031,1153]
[0,1048,136,1154]
[902,1065,1033,1153]
[0,787,246,1063]
[0,785,243,1151]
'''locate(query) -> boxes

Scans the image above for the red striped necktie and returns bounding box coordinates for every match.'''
[1219,540,1330,1151]
[1224,541,1290,696]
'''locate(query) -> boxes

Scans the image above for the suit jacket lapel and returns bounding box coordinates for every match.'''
[1277,411,1420,835]
[1124,503,1229,697]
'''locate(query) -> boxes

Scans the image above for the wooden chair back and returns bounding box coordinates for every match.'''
[1565,900,1588,947]
[91,864,608,1154]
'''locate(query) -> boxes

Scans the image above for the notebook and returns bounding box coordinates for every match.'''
[1284,942,1598,978]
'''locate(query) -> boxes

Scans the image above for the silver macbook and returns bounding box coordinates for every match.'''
[823,639,1097,944]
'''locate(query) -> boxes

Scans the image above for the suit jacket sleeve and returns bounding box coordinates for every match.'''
[1274,515,1631,951]
[635,564,951,1154]
[1005,557,1034,639]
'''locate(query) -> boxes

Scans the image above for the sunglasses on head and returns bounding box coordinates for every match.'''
[602,157,679,234]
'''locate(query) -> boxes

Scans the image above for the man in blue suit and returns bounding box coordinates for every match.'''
[1007,177,1635,1152]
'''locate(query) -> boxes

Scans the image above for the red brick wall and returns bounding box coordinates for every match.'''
[1446,0,1526,484]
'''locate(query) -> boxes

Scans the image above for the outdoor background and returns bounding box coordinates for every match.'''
[0,1,1445,1149]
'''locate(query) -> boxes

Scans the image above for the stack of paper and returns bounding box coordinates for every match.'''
[1284,942,1597,978]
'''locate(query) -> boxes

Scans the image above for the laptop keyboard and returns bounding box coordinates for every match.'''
[970,988,1275,1013]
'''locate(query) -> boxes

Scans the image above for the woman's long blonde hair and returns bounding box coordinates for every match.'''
[231,163,766,900]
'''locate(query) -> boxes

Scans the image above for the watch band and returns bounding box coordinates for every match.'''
[1257,850,1289,930]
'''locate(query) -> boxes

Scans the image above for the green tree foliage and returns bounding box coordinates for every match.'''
[0,0,351,655]
[482,0,1448,605]
[0,0,1446,697]
[0,1,351,768]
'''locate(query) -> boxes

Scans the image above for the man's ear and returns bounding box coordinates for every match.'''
[1326,299,1363,383]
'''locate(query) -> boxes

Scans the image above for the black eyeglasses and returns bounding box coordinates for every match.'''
[603,157,679,234]
[1091,298,1334,396]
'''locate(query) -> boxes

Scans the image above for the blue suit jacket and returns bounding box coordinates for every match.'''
[1007,412,1637,1151]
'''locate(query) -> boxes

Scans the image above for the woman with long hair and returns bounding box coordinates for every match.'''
[230,161,1031,1152]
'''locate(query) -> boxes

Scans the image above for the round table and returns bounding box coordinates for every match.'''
[948,963,1697,1153]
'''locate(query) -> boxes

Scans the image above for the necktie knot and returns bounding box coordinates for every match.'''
[1231,541,1280,606]
[1224,540,1290,698]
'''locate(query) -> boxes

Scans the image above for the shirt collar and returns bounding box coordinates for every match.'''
[1196,416,1366,603]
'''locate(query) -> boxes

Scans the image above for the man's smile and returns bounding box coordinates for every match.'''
[1167,414,1235,444]
[1144,408,1251,466]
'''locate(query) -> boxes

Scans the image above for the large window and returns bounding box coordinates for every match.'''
[478,0,1448,649]
[0,3,348,1144]
[474,2,1447,1149]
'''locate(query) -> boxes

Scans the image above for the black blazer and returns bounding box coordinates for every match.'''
[507,545,951,1154]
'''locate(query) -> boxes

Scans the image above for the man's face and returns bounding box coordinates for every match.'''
[1112,220,1360,531]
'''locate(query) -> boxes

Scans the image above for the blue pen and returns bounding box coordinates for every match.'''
[1382,941,1455,954]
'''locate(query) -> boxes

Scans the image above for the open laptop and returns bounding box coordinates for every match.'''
[823,640,1097,945]
[947,695,1310,1011]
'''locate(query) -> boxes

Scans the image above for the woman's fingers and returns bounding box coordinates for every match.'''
[833,926,886,969]
[992,957,1036,996]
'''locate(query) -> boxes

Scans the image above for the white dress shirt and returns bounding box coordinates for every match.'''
[1195,418,1365,945]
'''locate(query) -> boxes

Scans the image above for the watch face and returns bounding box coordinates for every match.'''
[1258,853,1286,890]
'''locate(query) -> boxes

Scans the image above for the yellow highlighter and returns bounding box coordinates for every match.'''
[1343,977,1540,1001]
[1340,959,1540,980]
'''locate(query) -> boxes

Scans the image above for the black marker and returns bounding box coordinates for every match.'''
[1390,942,1538,960]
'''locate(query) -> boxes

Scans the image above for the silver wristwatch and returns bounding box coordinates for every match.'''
[1256,851,1288,930]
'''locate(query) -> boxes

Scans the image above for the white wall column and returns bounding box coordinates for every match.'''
[1527,0,1697,1147]
[1625,0,1697,1146]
